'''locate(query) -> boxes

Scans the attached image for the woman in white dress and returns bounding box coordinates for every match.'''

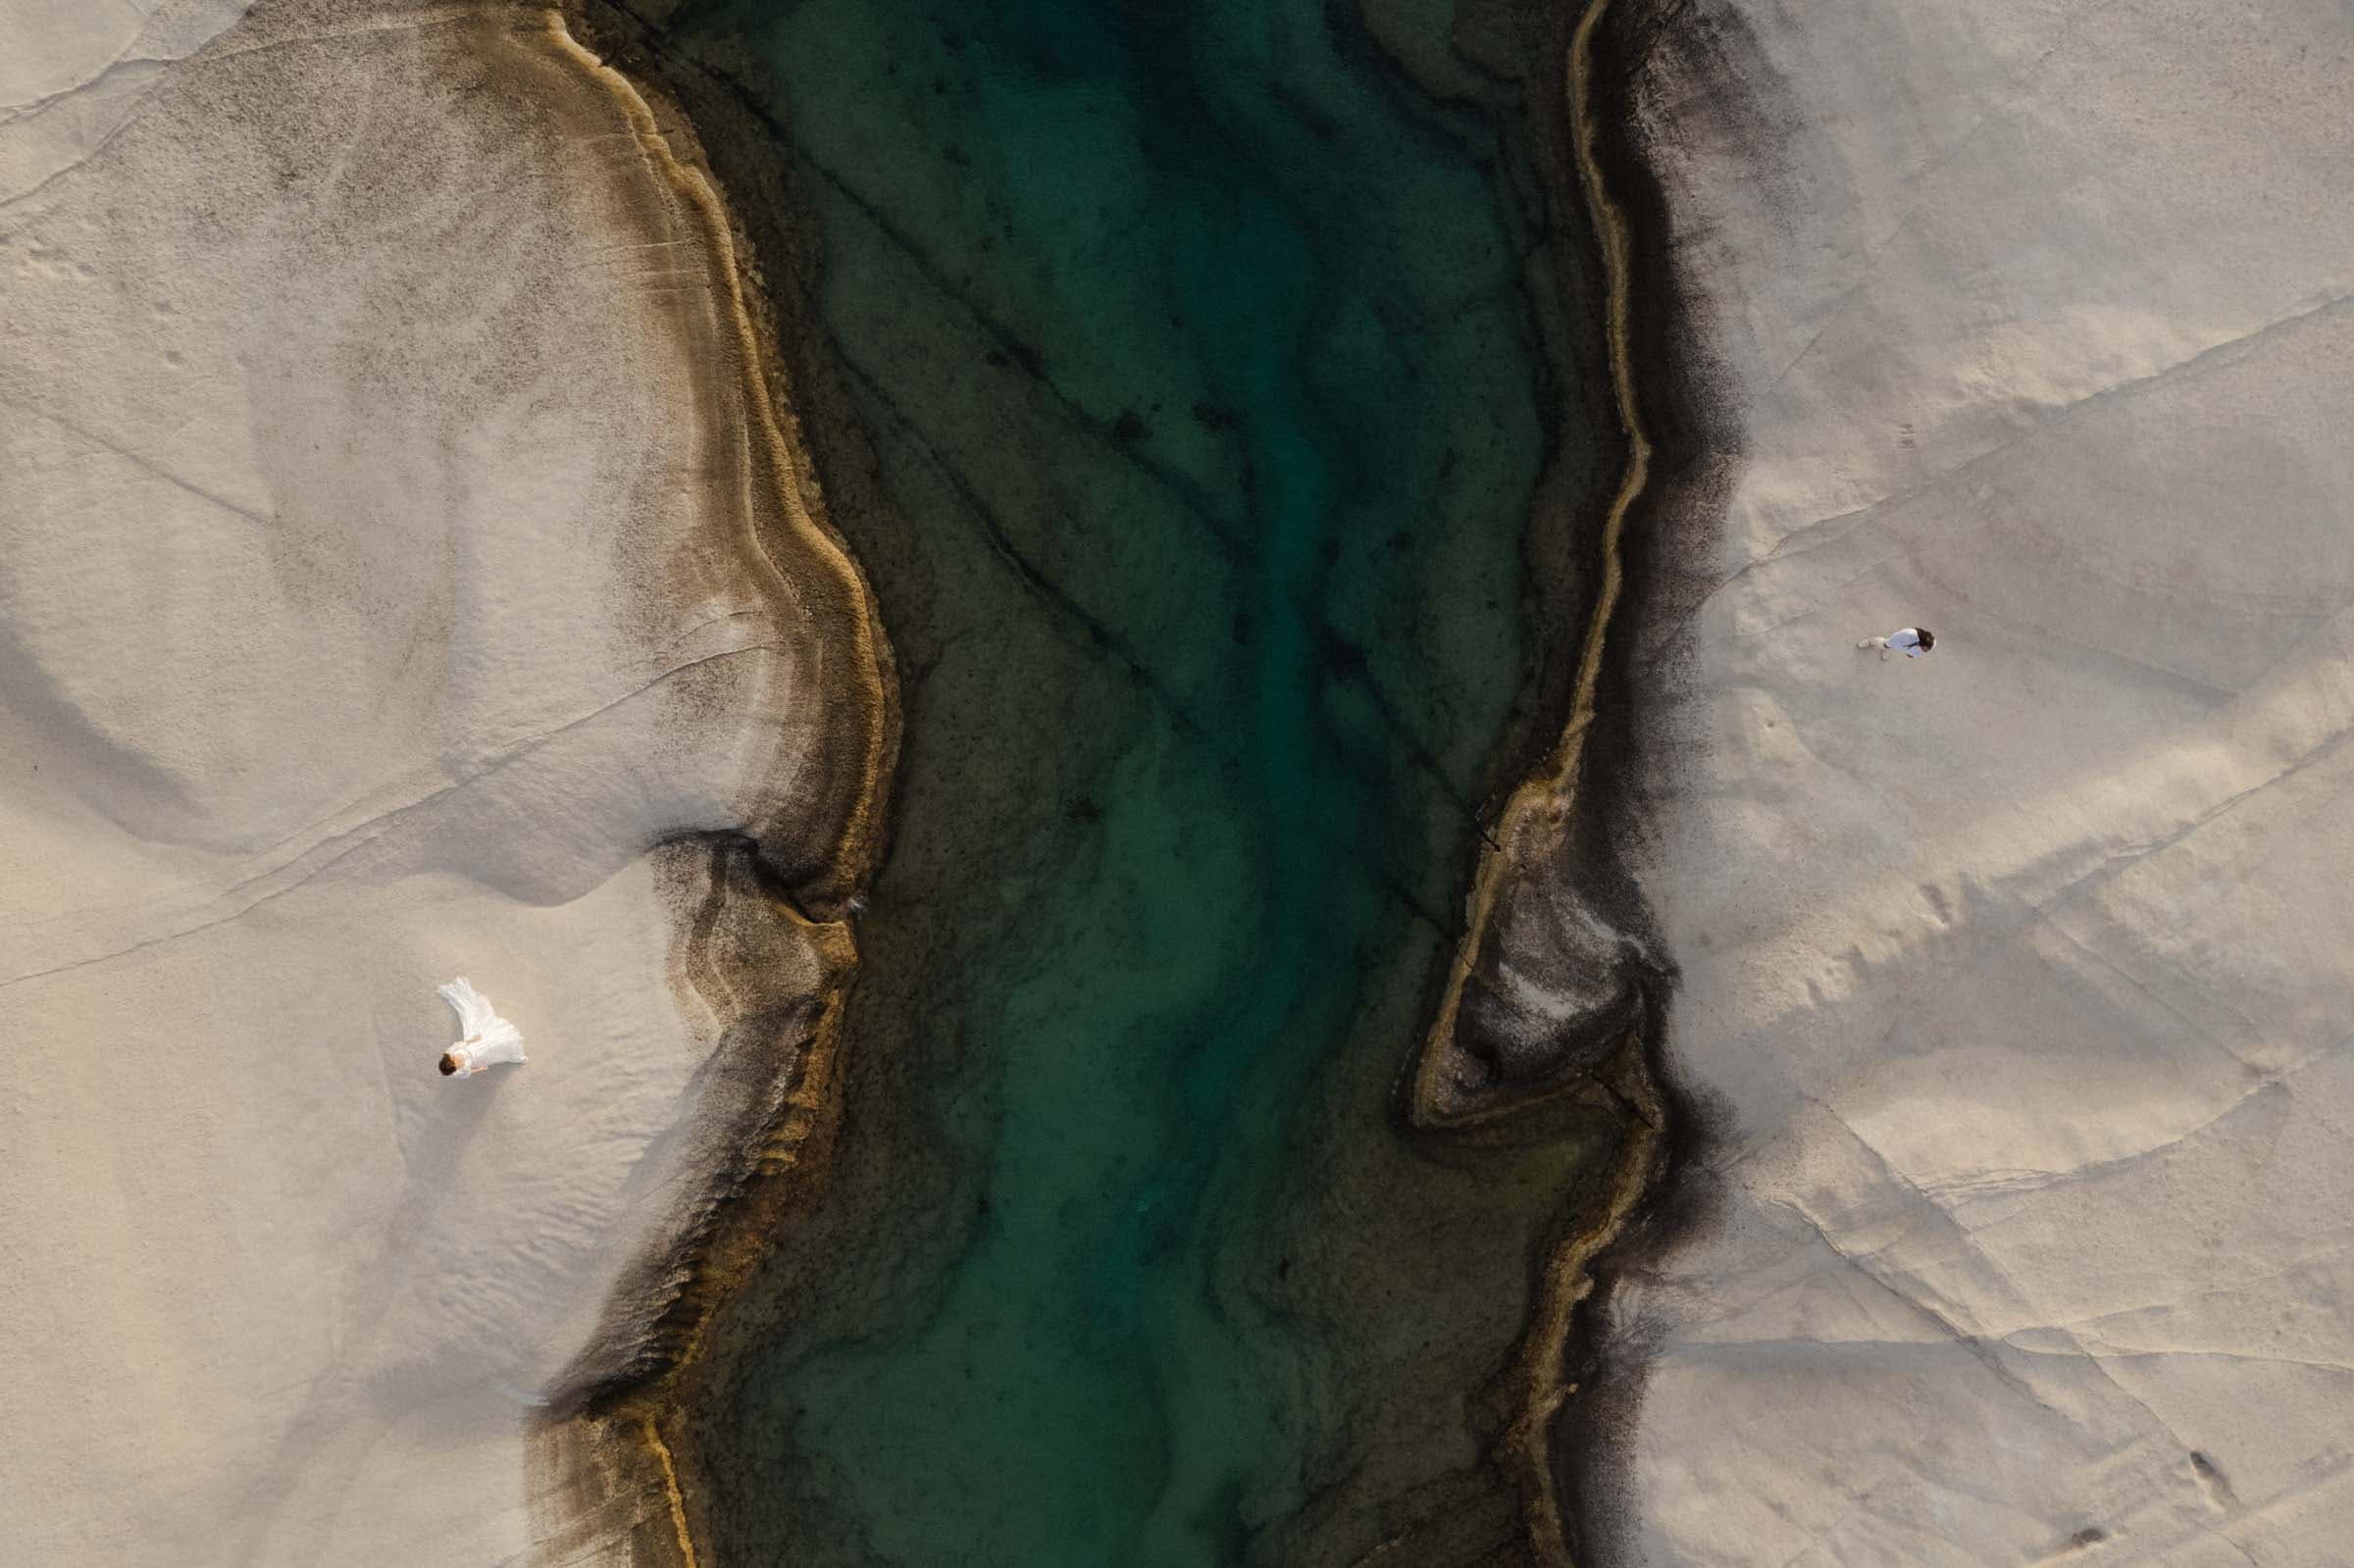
[436,977,527,1077]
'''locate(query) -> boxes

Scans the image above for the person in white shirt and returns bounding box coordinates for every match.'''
[436,977,527,1077]
[1859,627,1934,661]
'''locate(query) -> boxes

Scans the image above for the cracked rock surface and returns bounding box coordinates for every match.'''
[0,3,882,1563]
[1595,0,2354,1562]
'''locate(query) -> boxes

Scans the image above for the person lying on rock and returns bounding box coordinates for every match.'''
[436,977,528,1077]
[1859,627,1935,661]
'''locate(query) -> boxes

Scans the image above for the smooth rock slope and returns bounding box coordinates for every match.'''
[0,2,886,1562]
[1592,0,2354,1562]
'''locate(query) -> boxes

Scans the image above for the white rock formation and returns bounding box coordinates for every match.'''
[1599,0,2354,1562]
[0,3,882,1563]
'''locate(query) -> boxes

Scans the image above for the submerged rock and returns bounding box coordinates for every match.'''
[1446,857,1648,1099]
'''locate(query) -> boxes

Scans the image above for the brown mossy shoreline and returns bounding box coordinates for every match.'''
[1399,0,1745,1562]
[1536,0,1765,1557]
[520,6,905,1564]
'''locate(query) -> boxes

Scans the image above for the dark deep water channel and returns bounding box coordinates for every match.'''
[643,0,1620,1561]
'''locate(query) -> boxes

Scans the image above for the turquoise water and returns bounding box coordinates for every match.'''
[656,0,1615,1561]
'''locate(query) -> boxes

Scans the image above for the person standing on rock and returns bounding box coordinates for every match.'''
[1859,627,1934,661]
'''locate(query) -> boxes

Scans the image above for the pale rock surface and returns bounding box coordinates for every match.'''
[0,2,871,1563]
[0,0,254,206]
[1602,0,2354,1562]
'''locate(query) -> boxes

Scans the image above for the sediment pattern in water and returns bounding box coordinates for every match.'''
[613,0,1633,1561]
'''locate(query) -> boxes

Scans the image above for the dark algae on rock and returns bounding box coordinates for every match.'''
[560,0,1673,1562]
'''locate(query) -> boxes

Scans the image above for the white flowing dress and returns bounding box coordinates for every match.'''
[437,978,527,1076]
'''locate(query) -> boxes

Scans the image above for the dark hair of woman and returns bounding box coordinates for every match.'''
[438,1054,459,1076]
[1916,629,1935,650]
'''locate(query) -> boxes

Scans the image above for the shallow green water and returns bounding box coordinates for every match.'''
[656,0,1616,1562]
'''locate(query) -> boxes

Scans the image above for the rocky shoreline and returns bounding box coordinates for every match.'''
[521,8,903,1562]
